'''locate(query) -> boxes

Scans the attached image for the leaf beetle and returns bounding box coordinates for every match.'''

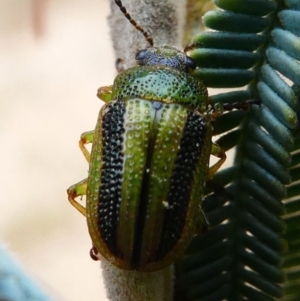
[67,0,254,272]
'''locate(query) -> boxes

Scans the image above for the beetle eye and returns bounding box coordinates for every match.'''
[185,57,196,71]
[136,49,148,64]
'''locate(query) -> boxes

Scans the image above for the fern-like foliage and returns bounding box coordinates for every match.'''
[283,135,300,300]
[175,1,300,300]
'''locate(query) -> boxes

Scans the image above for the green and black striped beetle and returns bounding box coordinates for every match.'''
[67,0,252,272]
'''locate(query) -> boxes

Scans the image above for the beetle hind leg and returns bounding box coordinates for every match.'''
[197,205,210,233]
[90,246,100,261]
[208,143,226,178]
[97,85,113,102]
[67,178,87,216]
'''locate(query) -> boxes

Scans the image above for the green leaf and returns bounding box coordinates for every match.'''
[175,0,300,300]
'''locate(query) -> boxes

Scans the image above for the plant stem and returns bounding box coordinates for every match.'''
[107,0,187,67]
[101,258,174,301]
[101,1,187,300]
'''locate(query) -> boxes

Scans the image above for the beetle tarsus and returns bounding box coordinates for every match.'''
[222,99,261,111]
[90,246,100,261]
[115,58,126,73]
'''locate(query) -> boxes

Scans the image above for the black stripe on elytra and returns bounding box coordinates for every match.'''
[156,112,207,260]
[98,99,125,255]
[130,101,163,269]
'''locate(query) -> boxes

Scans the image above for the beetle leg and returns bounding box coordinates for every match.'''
[90,245,100,261]
[79,131,94,163]
[208,143,226,178]
[197,144,227,234]
[67,178,87,216]
[115,58,126,73]
[209,99,260,120]
[222,99,260,111]
[97,85,113,102]
[197,205,210,232]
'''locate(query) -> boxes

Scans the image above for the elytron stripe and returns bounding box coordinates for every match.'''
[130,101,163,268]
[157,112,207,260]
[98,99,126,255]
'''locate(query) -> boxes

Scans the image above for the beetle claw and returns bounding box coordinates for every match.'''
[90,246,100,261]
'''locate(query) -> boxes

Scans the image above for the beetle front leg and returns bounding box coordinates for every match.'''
[115,58,126,73]
[97,85,113,102]
[79,131,94,163]
[208,143,226,178]
[67,178,87,217]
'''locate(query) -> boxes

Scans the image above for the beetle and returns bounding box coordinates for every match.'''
[67,0,253,272]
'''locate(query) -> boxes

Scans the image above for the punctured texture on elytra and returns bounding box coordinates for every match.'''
[87,96,211,271]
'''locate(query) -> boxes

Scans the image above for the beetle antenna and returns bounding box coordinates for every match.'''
[114,0,154,47]
[184,42,203,53]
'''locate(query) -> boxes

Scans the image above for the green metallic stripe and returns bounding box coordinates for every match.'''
[156,111,209,259]
[161,114,211,265]
[117,98,155,266]
[145,113,211,272]
[139,103,189,267]
[130,101,164,267]
[139,110,211,271]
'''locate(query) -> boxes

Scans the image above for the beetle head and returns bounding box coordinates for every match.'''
[136,46,196,73]
[114,1,197,73]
